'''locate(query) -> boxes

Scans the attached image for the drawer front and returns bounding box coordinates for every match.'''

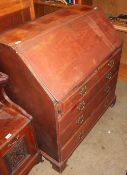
[0,124,37,175]
[59,72,118,148]
[60,48,121,114]
[60,88,116,161]
[59,67,118,132]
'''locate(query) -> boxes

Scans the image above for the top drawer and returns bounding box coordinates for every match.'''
[58,48,121,115]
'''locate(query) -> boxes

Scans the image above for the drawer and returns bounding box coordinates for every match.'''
[59,48,121,114]
[60,88,116,161]
[59,70,118,132]
[59,72,118,147]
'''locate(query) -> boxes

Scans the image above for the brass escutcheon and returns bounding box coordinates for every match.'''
[108,59,115,68]
[79,131,84,140]
[106,72,112,80]
[77,101,85,111]
[76,114,85,126]
[79,85,87,96]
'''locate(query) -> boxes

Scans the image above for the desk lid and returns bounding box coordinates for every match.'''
[0,5,122,102]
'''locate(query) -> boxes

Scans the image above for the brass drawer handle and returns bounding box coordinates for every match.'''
[77,101,85,112]
[7,135,20,148]
[79,85,87,96]
[76,114,85,126]
[104,85,110,94]
[106,72,112,80]
[79,131,85,140]
[108,59,115,68]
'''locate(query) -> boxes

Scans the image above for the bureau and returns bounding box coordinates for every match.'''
[0,5,122,172]
[0,72,41,175]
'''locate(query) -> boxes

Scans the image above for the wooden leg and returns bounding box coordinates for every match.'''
[38,151,44,162]
[52,162,67,173]
[41,150,67,173]
[110,96,116,108]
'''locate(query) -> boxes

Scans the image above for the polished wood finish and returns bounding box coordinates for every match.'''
[0,6,122,172]
[61,91,116,161]
[33,0,92,17]
[0,0,35,33]
[0,0,35,18]
[92,0,127,16]
[59,72,118,147]
[0,72,41,175]
[78,0,92,5]
[34,0,70,17]
[0,8,31,33]
[60,50,121,113]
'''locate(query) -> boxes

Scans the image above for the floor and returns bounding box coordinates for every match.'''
[29,79,127,175]
[118,63,127,81]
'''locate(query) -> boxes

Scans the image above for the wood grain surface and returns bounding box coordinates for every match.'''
[0,0,35,19]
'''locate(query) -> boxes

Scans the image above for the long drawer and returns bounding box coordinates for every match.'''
[60,88,116,161]
[59,48,121,114]
[58,63,119,132]
[59,72,118,148]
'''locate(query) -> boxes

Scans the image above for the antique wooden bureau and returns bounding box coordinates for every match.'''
[0,5,122,172]
[0,72,41,175]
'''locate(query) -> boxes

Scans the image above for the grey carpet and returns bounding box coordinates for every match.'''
[29,80,127,175]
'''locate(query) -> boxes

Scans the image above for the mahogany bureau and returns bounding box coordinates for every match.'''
[0,5,122,172]
[0,72,41,175]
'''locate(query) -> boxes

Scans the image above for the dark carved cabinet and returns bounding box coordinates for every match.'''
[0,73,41,175]
[0,5,122,172]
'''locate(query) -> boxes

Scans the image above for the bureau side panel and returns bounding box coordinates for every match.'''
[0,44,59,161]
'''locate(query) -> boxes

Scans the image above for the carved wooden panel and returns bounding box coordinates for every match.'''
[4,137,30,174]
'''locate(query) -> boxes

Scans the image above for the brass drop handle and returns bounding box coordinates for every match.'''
[104,85,110,94]
[79,131,85,140]
[106,72,112,80]
[79,86,87,97]
[76,114,85,126]
[77,101,85,112]
[7,135,20,148]
[108,59,115,68]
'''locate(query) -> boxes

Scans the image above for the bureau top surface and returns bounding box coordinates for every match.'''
[0,104,29,148]
[0,5,122,102]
